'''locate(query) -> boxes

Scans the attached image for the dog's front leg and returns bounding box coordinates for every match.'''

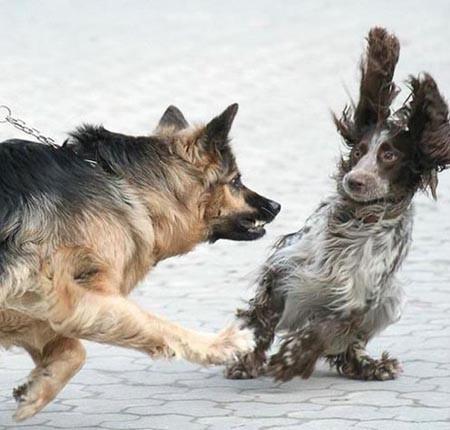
[267,325,325,381]
[225,284,282,379]
[49,291,252,366]
[267,312,363,382]
[39,248,253,366]
[327,291,404,381]
[328,337,402,381]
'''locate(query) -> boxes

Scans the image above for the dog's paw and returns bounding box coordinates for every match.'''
[205,324,255,365]
[173,324,254,366]
[12,379,49,422]
[335,350,402,381]
[224,351,265,380]
[13,382,30,404]
[188,324,254,366]
[371,352,402,381]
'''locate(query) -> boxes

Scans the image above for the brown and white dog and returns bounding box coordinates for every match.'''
[225,28,450,382]
[0,103,280,420]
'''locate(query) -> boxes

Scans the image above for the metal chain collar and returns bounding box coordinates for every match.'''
[0,104,56,146]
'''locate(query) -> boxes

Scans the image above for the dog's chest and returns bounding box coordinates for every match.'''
[347,221,411,304]
[277,200,413,310]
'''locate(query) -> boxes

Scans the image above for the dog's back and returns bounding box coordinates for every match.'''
[0,139,151,302]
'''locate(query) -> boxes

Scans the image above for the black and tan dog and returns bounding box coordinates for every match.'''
[0,103,280,421]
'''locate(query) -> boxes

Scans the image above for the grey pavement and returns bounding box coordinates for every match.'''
[0,1,449,429]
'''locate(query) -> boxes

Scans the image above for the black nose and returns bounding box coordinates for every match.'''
[267,200,281,216]
[347,177,365,192]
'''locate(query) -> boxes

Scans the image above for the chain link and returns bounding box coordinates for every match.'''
[0,104,56,146]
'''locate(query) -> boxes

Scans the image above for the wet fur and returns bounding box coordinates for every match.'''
[0,104,280,421]
[225,28,450,382]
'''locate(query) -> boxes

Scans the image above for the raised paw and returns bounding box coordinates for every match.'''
[182,324,255,366]
[13,378,51,422]
[13,382,30,403]
[11,366,64,422]
[207,325,255,365]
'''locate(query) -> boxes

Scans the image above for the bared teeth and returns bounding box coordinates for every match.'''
[253,220,266,228]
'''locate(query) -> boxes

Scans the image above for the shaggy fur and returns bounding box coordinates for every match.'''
[0,103,280,421]
[225,28,450,382]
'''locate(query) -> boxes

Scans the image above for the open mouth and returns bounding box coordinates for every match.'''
[240,218,268,238]
[209,202,280,243]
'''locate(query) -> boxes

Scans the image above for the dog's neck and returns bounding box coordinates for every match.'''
[332,191,413,225]
[138,186,208,262]
[68,128,210,262]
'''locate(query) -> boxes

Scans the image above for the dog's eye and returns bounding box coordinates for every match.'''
[381,150,398,163]
[353,149,362,160]
[352,143,367,162]
[230,175,243,189]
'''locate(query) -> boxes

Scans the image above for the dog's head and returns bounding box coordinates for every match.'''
[334,27,450,204]
[156,104,280,242]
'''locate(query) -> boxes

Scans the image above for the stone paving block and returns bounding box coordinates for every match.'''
[399,391,450,408]
[296,420,360,430]
[311,391,414,407]
[391,406,450,422]
[103,414,207,430]
[198,416,302,430]
[128,400,229,418]
[353,421,450,430]
[289,405,397,421]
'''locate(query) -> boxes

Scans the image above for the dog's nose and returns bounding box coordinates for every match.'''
[268,200,281,215]
[347,177,365,192]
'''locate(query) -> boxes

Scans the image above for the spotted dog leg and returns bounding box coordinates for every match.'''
[267,326,325,382]
[224,282,282,379]
[267,313,365,382]
[328,339,402,381]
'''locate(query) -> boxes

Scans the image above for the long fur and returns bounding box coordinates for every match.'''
[225,27,450,383]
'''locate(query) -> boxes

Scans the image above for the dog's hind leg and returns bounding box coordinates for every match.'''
[40,246,253,367]
[327,292,404,381]
[0,311,84,421]
[225,279,283,379]
[13,336,86,422]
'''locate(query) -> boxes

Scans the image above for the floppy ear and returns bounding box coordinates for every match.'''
[334,27,400,144]
[203,103,238,152]
[406,73,450,196]
[157,105,189,131]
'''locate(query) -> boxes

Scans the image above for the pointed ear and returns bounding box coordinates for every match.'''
[157,105,189,131]
[334,28,400,145]
[204,103,238,149]
[407,74,450,175]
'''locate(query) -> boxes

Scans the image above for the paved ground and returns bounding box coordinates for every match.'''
[1,1,449,429]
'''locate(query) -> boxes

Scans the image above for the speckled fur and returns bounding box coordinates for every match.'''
[225,27,450,382]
